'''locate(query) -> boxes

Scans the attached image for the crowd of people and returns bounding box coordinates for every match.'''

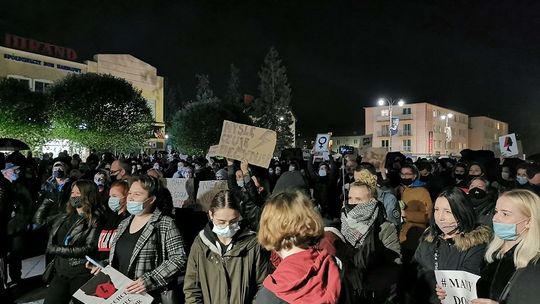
[1,147,540,304]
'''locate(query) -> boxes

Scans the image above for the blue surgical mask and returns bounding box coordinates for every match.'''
[108,197,121,212]
[126,201,145,215]
[237,180,245,188]
[516,176,528,185]
[493,219,528,241]
[318,169,327,177]
[212,222,241,238]
[9,172,19,182]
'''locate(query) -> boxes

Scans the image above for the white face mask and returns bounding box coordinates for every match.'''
[237,180,245,188]
[319,168,327,177]
[212,222,241,238]
[501,172,510,180]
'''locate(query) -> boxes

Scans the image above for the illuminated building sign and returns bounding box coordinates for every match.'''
[4,33,78,61]
[3,53,82,74]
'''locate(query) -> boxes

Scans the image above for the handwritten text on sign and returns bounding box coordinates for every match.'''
[435,270,480,304]
[211,120,277,168]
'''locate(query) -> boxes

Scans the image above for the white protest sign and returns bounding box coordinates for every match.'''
[165,178,194,208]
[434,270,480,304]
[314,134,331,153]
[208,120,277,168]
[196,180,228,212]
[73,265,153,304]
[499,133,519,157]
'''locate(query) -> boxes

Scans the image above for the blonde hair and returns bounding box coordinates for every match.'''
[258,190,324,251]
[485,189,540,268]
[351,169,378,198]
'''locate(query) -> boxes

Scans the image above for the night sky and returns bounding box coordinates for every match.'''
[2,0,540,153]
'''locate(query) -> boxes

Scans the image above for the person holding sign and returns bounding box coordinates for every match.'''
[184,190,269,303]
[413,187,491,304]
[105,175,186,301]
[471,189,540,304]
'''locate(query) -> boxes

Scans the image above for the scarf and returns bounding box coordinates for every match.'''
[341,198,379,248]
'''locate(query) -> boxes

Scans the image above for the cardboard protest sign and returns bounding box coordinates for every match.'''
[434,270,480,304]
[208,120,277,168]
[499,133,518,157]
[363,147,387,171]
[196,180,228,212]
[358,134,373,156]
[208,145,219,157]
[314,134,331,153]
[165,178,194,208]
[73,265,153,304]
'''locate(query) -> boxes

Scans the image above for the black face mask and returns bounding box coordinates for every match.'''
[454,173,465,180]
[53,170,65,178]
[69,196,83,208]
[469,187,487,200]
[401,178,413,186]
[419,175,429,182]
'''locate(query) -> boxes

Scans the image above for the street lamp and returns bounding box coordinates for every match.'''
[377,97,405,152]
[440,113,454,155]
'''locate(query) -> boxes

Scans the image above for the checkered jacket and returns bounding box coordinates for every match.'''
[109,209,186,292]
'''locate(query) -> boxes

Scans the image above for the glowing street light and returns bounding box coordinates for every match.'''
[377,97,405,152]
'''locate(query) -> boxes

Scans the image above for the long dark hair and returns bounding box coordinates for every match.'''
[67,180,101,226]
[129,175,173,216]
[210,190,241,213]
[427,187,476,238]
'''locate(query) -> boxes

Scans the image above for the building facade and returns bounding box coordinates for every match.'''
[365,102,470,156]
[0,33,165,151]
[468,116,509,152]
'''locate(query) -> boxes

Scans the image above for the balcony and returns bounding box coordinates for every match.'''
[376,113,413,121]
[376,131,390,137]
[399,130,413,136]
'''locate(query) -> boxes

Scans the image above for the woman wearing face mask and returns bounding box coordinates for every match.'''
[226,159,266,231]
[340,179,401,303]
[306,154,339,220]
[413,187,491,304]
[515,163,529,189]
[255,190,341,304]
[34,180,102,304]
[105,175,186,300]
[184,190,269,303]
[468,162,487,180]
[470,189,540,304]
[93,180,129,262]
[468,177,497,226]
[453,163,469,189]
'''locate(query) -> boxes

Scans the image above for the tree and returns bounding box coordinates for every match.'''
[195,74,219,103]
[224,64,242,104]
[48,73,153,151]
[253,47,294,152]
[0,78,50,149]
[164,79,187,125]
[169,101,251,155]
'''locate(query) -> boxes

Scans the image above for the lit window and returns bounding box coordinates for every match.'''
[381,109,389,116]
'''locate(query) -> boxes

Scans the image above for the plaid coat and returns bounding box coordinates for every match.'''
[109,209,186,292]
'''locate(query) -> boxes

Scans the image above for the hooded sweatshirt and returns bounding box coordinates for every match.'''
[256,248,341,304]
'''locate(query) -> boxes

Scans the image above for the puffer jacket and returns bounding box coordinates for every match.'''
[184,224,269,304]
[34,198,100,267]
[413,225,492,304]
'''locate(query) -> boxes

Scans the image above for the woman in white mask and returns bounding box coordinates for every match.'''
[184,190,269,303]
[415,187,491,304]
[89,175,186,301]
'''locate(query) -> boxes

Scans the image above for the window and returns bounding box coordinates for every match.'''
[381,109,389,116]
[353,139,358,144]
[433,110,437,117]
[402,108,412,115]
[337,140,341,145]
[403,139,411,152]
[34,79,52,92]
[147,99,156,119]
[7,75,31,89]
[403,124,412,136]
[381,140,389,148]
[497,123,500,130]
[381,125,389,136]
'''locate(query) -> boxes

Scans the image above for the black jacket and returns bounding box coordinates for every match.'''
[227,165,265,231]
[414,225,491,304]
[34,198,100,267]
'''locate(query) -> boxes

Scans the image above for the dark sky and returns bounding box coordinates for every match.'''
[2,0,540,153]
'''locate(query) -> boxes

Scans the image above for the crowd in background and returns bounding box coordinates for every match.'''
[1,147,540,303]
